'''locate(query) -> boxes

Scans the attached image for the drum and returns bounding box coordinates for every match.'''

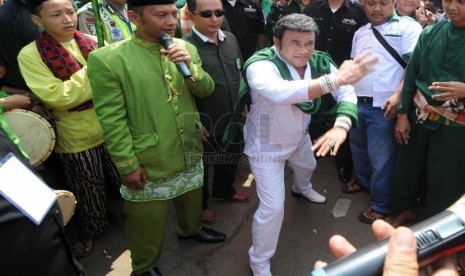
[55,190,77,226]
[3,109,56,166]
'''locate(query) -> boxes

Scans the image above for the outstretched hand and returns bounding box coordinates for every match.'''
[337,51,379,86]
[0,94,30,110]
[311,127,347,157]
[417,9,439,26]
[430,81,465,101]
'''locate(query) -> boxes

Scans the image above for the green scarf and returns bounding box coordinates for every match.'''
[222,48,358,148]
[0,91,30,159]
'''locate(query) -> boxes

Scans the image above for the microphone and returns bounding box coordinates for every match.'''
[311,195,465,276]
[158,32,192,79]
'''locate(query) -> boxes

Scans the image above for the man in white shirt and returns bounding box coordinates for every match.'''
[242,13,377,276]
[349,0,422,224]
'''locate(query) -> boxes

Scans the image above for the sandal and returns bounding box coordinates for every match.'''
[358,207,386,224]
[341,179,363,194]
[73,237,94,258]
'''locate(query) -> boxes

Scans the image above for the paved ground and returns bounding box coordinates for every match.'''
[74,156,376,276]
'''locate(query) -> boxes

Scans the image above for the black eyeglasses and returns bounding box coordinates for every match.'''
[192,9,226,18]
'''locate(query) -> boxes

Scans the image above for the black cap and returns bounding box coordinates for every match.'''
[25,0,47,13]
[127,0,175,8]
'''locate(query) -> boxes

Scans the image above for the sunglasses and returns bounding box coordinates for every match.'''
[192,9,226,18]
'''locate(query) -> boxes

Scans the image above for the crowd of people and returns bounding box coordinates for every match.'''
[0,0,464,275]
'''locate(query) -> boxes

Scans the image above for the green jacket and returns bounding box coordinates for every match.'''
[88,35,214,179]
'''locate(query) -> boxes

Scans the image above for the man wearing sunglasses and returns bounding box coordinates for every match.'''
[191,7,226,17]
[183,0,249,224]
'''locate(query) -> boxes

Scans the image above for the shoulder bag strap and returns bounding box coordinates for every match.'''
[372,27,407,69]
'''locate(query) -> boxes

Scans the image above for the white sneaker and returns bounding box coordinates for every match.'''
[291,185,327,204]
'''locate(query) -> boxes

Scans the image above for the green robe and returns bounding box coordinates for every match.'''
[398,20,465,128]
[88,34,214,201]
[391,20,465,218]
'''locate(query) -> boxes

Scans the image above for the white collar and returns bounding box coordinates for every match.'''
[192,27,225,43]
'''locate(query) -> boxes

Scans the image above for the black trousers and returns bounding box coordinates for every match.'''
[202,135,241,210]
[36,152,68,190]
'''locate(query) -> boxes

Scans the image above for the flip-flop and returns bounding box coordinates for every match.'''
[73,238,94,258]
[358,208,386,224]
[341,179,363,194]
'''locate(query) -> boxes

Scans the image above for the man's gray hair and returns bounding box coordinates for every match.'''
[273,14,319,40]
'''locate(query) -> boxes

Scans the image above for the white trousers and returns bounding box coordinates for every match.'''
[248,136,317,275]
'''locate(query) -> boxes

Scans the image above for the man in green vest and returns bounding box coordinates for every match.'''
[78,0,133,43]
[241,14,377,275]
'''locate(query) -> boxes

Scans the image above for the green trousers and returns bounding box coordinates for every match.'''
[124,187,202,273]
[390,121,465,219]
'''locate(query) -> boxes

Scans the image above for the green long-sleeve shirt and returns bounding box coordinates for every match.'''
[398,20,465,128]
[88,34,214,201]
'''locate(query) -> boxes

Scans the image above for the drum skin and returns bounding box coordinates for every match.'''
[3,109,56,166]
[55,190,77,226]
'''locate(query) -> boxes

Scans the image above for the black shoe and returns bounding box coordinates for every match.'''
[181,226,226,243]
[131,266,163,276]
[338,167,352,183]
